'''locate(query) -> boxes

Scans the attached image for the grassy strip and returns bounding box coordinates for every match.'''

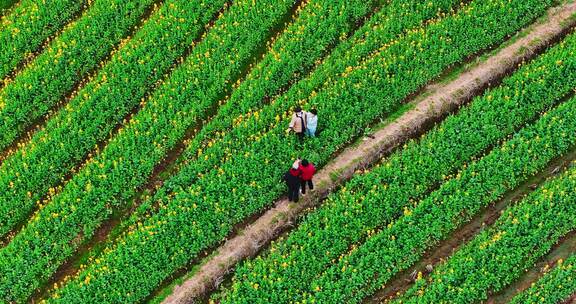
[51,0,555,303]
[0,0,226,238]
[219,24,576,303]
[0,0,159,151]
[394,163,576,303]
[0,0,87,79]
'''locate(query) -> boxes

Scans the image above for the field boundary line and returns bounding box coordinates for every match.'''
[163,2,576,303]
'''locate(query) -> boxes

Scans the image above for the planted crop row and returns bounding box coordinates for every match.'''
[0,0,159,151]
[510,253,576,304]
[177,0,464,168]
[0,0,17,14]
[394,162,576,304]
[152,0,552,205]
[49,0,555,303]
[32,0,409,301]
[0,0,227,238]
[308,90,576,303]
[219,28,576,303]
[0,0,300,302]
[0,0,87,79]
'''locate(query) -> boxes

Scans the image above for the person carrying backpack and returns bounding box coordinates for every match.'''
[298,159,316,195]
[288,106,307,142]
[283,160,302,202]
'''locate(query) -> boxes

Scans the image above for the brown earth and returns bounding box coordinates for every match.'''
[162,2,576,303]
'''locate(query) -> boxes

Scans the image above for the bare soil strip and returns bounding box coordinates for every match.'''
[564,294,576,303]
[162,3,576,303]
[367,149,576,304]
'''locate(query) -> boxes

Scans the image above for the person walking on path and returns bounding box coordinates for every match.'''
[298,159,315,195]
[283,160,302,202]
[305,108,318,137]
[288,106,307,142]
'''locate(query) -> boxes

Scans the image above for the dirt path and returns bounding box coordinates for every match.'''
[564,294,576,303]
[162,3,576,303]
[32,1,309,301]
[367,149,576,303]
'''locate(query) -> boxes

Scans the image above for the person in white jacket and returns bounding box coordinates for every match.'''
[305,108,317,137]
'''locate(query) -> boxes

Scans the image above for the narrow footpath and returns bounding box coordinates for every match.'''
[163,2,576,303]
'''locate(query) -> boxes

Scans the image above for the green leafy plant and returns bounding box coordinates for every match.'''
[0,0,158,150]
[220,25,576,304]
[48,0,555,302]
[0,0,87,79]
[510,253,576,304]
[394,161,576,303]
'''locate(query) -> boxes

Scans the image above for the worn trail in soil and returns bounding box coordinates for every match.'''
[163,2,576,304]
[34,0,308,302]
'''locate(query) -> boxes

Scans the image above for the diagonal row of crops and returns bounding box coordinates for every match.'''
[0,0,574,303]
[0,0,161,152]
[317,88,576,304]
[0,0,228,240]
[0,0,462,301]
[510,252,576,304]
[0,0,88,80]
[0,0,307,301]
[216,26,576,303]
[393,156,576,303]
[28,0,559,303]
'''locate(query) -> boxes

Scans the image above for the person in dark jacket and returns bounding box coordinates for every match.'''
[284,161,301,202]
[298,159,316,195]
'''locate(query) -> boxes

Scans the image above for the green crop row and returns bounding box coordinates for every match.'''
[219,26,576,303]
[30,0,407,301]
[510,253,576,304]
[176,0,463,170]
[394,162,576,303]
[48,0,554,303]
[0,0,301,302]
[0,0,227,238]
[151,0,552,204]
[0,0,18,13]
[0,0,87,79]
[0,0,158,151]
[309,89,576,304]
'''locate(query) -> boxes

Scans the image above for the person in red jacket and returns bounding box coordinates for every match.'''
[283,161,302,202]
[298,159,316,195]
